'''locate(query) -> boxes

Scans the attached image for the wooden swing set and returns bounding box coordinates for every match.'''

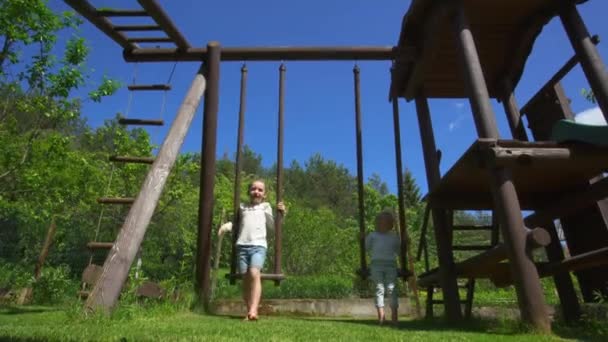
[64,0,608,333]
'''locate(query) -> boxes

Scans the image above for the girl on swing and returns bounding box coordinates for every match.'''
[218,179,286,321]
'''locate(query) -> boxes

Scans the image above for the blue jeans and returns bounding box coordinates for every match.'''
[237,245,267,274]
[370,261,399,309]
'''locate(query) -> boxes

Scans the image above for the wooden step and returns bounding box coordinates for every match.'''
[127,84,171,91]
[452,225,494,231]
[109,155,155,164]
[97,197,135,205]
[452,245,493,251]
[126,37,173,43]
[114,25,162,32]
[118,118,164,126]
[87,242,114,250]
[96,9,148,17]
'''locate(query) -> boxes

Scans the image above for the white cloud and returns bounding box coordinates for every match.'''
[454,102,465,110]
[575,107,607,126]
[448,114,466,132]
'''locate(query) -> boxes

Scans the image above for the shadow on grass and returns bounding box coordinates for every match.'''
[0,337,50,342]
[0,306,59,316]
[304,317,525,336]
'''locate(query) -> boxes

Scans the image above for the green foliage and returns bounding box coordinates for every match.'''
[0,263,31,289]
[31,265,76,305]
[582,88,596,104]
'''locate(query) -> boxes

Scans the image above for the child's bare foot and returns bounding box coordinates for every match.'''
[247,312,258,321]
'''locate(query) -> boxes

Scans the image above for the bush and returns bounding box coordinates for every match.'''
[32,264,77,304]
[0,262,31,289]
[213,273,356,300]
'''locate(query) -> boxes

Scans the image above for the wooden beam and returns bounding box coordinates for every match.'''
[525,176,608,228]
[114,25,162,32]
[404,1,453,99]
[521,35,600,115]
[137,0,190,49]
[96,9,148,17]
[491,247,608,287]
[560,3,608,123]
[418,228,551,287]
[127,37,173,43]
[84,62,207,313]
[415,96,462,321]
[123,46,412,62]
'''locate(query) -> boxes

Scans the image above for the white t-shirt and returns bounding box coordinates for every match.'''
[365,231,400,262]
[221,202,275,248]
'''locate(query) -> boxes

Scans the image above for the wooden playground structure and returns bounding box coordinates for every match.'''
[64,0,608,332]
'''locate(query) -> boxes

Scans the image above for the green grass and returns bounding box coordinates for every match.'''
[0,305,605,341]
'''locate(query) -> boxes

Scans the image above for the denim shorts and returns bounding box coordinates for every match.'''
[237,245,267,274]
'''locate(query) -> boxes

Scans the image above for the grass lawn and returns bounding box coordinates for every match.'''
[0,305,605,341]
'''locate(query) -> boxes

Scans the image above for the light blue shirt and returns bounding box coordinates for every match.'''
[365,231,400,262]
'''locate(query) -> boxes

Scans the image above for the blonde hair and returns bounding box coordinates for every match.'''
[248,179,266,191]
[376,210,395,225]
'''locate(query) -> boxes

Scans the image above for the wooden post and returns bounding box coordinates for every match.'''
[391,96,421,318]
[500,81,528,141]
[559,2,608,122]
[354,65,367,277]
[230,64,248,284]
[544,221,581,321]
[85,63,207,313]
[274,63,286,285]
[391,97,410,276]
[18,218,57,305]
[453,3,550,332]
[415,96,463,321]
[501,81,580,322]
[196,41,221,310]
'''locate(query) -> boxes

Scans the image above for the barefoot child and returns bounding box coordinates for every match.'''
[218,179,286,320]
[365,211,400,325]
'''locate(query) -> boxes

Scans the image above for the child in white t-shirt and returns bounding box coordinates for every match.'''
[218,179,286,321]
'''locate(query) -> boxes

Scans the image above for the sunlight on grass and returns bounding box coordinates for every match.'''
[2,305,605,341]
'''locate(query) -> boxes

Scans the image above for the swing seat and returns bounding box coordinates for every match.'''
[225,273,285,282]
[356,268,412,280]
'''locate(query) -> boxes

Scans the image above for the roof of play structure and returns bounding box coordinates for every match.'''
[389,0,589,100]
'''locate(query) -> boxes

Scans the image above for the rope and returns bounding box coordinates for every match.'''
[124,63,138,118]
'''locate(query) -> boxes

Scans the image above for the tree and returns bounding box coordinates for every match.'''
[403,168,421,207]
[368,173,389,196]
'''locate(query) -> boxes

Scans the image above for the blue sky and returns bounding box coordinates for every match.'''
[50,0,608,195]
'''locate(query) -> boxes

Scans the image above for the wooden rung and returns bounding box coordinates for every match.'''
[128,84,171,91]
[452,245,493,251]
[96,9,148,17]
[87,242,114,250]
[109,156,155,164]
[453,225,494,231]
[114,25,162,32]
[118,118,164,126]
[97,197,135,205]
[225,273,285,281]
[96,9,148,18]
[126,37,174,43]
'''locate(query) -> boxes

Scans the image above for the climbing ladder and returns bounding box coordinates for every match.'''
[417,205,499,318]
[67,0,197,300]
[80,66,173,298]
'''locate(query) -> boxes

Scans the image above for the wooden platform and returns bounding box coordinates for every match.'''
[390,0,590,99]
[427,139,608,210]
